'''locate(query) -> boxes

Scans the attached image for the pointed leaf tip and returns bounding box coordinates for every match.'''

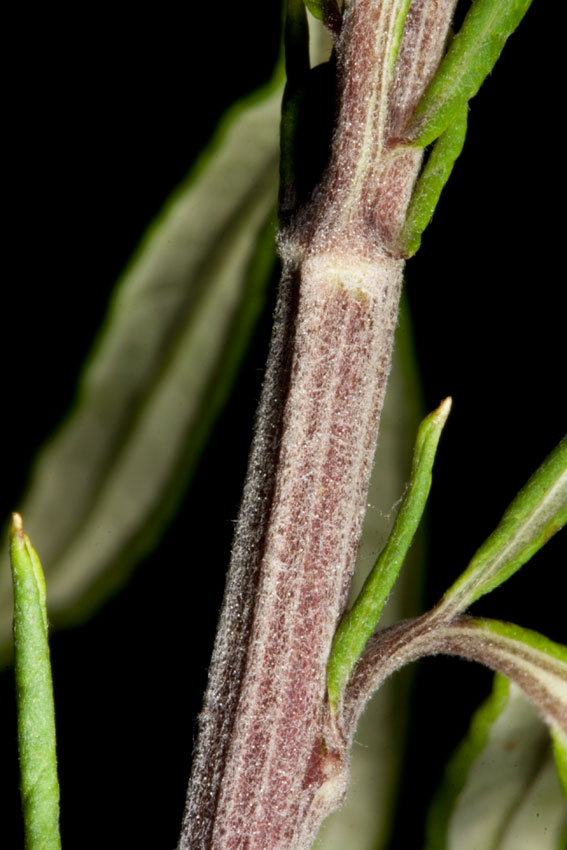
[9,519,61,849]
[434,396,452,426]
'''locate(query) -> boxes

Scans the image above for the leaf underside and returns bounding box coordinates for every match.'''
[425,676,567,850]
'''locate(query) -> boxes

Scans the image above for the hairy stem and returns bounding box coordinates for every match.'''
[178,2,456,848]
[342,614,567,742]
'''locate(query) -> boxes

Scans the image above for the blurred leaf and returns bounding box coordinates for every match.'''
[315,298,426,850]
[9,514,61,850]
[406,0,534,147]
[425,676,567,850]
[0,72,284,663]
[434,435,567,620]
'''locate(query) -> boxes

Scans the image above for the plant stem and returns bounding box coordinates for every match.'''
[179,2,457,847]
[182,254,404,850]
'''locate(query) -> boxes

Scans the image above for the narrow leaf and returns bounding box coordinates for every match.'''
[402,104,468,257]
[0,75,284,662]
[9,513,61,850]
[405,0,534,147]
[425,676,567,850]
[327,397,451,711]
[435,435,567,619]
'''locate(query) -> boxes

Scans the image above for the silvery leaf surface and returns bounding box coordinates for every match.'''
[0,74,284,662]
[425,676,567,850]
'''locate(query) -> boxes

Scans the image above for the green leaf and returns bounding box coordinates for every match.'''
[434,435,567,619]
[9,514,61,850]
[425,676,567,850]
[327,397,451,711]
[402,104,468,257]
[406,0,534,148]
[315,298,426,850]
[0,73,284,664]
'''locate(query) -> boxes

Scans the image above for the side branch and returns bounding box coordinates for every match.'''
[341,615,567,742]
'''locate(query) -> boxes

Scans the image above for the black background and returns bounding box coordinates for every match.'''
[1,3,565,848]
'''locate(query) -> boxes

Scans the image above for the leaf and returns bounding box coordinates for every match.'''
[9,514,61,850]
[0,72,284,664]
[425,676,567,850]
[315,298,426,850]
[434,434,567,620]
[401,104,468,257]
[405,0,534,148]
[327,396,451,710]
